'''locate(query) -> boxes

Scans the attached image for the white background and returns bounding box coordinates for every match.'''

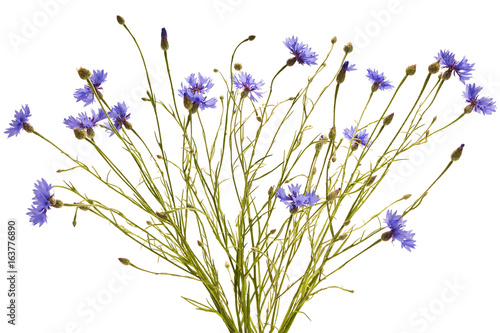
[1,0,500,332]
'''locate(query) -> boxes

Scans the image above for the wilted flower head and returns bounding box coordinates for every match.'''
[27,179,54,227]
[383,210,416,252]
[366,69,393,91]
[283,36,318,66]
[107,102,131,135]
[73,70,108,106]
[343,126,371,147]
[5,105,32,138]
[463,83,496,115]
[435,50,474,84]
[63,109,106,130]
[233,72,265,102]
[178,73,218,111]
[276,184,320,213]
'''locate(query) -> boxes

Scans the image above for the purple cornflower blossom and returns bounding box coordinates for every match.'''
[463,83,496,115]
[366,69,393,91]
[107,102,131,135]
[160,27,169,51]
[435,50,474,84]
[178,73,218,111]
[73,70,108,106]
[233,72,265,102]
[382,210,416,252]
[5,105,32,138]
[27,179,54,227]
[276,184,320,213]
[63,109,106,130]
[343,126,371,148]
[283,36,318,66]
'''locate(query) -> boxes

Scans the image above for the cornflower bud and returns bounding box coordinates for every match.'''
[118,258,130,265]
[160,28,169,51]
[116,15,125,25]
[406,64,417,76]
[381,231,392,241]
[343,42,353,53]
[73,128,86,140]
[331,36,337,44]
[248,35,256,41]
[22,122,34,133]
[402,194,412,200]
[77,67,91,80]
[234,63,243,71]
[428,60,441,74]
[451,144,464,161]
[383,113,394,126]
[327,188,341,202]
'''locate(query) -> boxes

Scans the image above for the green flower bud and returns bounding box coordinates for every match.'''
[213,68,219,73]
[156,211,168,220]
[197,240,203,247]
[73,128,87,140]
[337,69,346,84]
[116,15,125,25]
[22,122,34,133]
[442,69,452,81]
[234,63,243,71]
[52,199,63,208]
[241,90,249,99]
[118,258,130,266]
[224,261,230,269]
[381,231,392,241]
[343,220,351,227]
[86,127,95,139]
[328,127,336,141]
[428,60,441,74]
[79,205,90,211]
[406,64,417,76]
[331,36,337,44]
[383,113,394,126]
[248,35,256,41]
[268,186,274,197]
[451,144,464,161]
[77,67,91,80]
[343,42,353,54]
[256,116,262,123]
[365,175,377,186]
[183,95,193,110]
[286,57,297,67]
[123,120,133,130]
[270,229,276,234]
[338,233,348,241]
[327,188,340,202]
[402,194,412,200]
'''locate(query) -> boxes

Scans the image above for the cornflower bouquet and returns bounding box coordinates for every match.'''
[5,15,496,333]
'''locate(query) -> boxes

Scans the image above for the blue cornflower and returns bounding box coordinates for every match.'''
[436,50,474,84]
[283,36,318,66]
[63,108,106,130]
[382,210,416,252]
[73,69,108,106]
[463,83,496,115]
[233,72,265,102]
[337,61,357,84]
[107,102,131,135]
[27,179,54,227]
[276,184,320,213]
[343,126,371,149]
[178,73,218,111]
[5,105,32,138]
[366,69,393,91]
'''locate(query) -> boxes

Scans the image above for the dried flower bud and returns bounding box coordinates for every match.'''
[123,120,133,130]
[406,64,417,76]
[338,233,348,241]
[72,220,77,227]
[327,188,341,202]
[213,68,219,73]
[256,116,262,123]
[73,128,87,140]
[268,186,274,197]
[248,35,256,41]
[428,60,441,74]
[381,231,392,241]
[351,142,359,151]
[79,205,90,211]
[116,15,125,25]
[343,220,351,227]
[336,69,346,84]
[451,144,464,161]
[250,247,258,252]
[146,221,152,225]
[118,258,131,266]
[224,261,230,269]
[270,229,276,234]
[328,127,336,141]
[331,36,337,44]
[234,63,243,71]
[157,154,163,159]
[343,42,353,53]
[331,156,337,163]
[77,67,91,80]
[286,57,297,67]
[383,113,394,126]
[197,240,203,247]
[442,69,452,81]
[312,167,317,176]
[464,104,474,114]
[141,97,149,102]
[365,175,377,186]
[156,211,167,220]
[22,122,34,133]
[402,194,412,200]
